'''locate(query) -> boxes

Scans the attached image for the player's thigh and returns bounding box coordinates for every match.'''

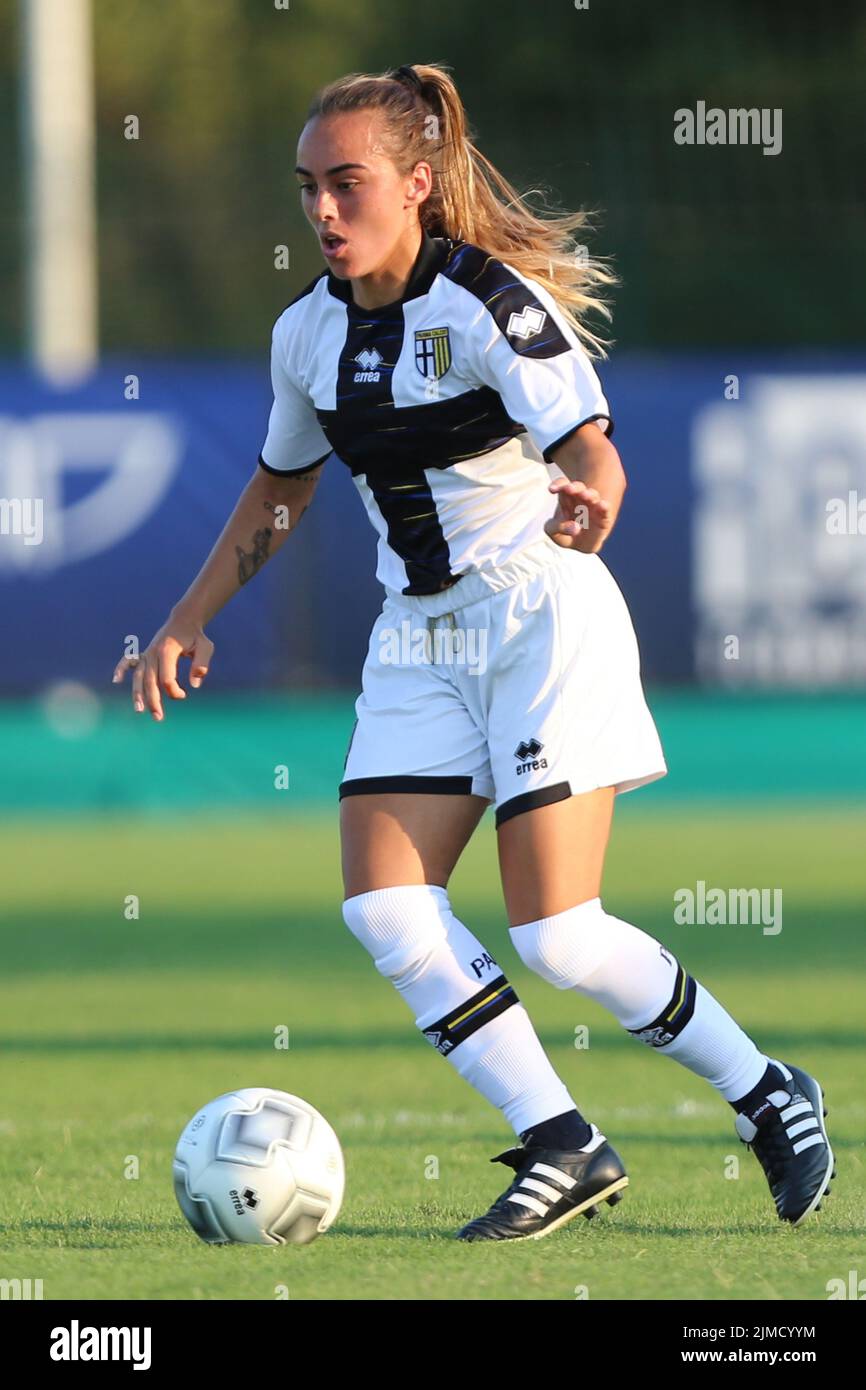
[497,785,615,926]
[341,792,488,898]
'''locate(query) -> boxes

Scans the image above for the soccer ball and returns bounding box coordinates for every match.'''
[173,1088,345,1246]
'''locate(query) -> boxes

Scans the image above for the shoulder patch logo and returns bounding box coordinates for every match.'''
[506,305,547,340]
[415,326,452,380]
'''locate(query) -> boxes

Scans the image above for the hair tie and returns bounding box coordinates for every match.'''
[391,64,425,95]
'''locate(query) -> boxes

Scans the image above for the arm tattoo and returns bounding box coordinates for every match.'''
[235,526,273,585]
[262,497,311,530]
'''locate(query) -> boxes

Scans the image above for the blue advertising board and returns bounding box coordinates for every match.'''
[2,355,865,694]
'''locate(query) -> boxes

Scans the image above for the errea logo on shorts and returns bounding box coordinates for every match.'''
[229,1186,259,1215]
[514,738,548,775]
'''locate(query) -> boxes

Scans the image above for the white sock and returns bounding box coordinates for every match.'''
[342,884,580,1135]
[510,897,769,1101]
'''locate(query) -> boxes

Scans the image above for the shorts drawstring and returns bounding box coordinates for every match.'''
[426,611,457,664]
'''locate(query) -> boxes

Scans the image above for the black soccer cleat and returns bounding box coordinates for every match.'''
[455,1123,628,1242]
[734,1058,835,1227]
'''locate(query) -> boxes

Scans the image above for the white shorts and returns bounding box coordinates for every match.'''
[340,534,667,826]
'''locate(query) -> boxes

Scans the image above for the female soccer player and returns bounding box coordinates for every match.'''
[113,63,834,1241]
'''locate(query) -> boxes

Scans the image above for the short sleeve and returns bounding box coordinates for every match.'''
[258,315,333,475]
[466,271,613,463]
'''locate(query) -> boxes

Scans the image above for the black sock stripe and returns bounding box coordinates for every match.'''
[627,966,697,1046]
[420,974,519,1055]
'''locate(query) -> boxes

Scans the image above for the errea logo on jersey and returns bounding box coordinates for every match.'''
[506,306,547,340]
[354,347,383,382]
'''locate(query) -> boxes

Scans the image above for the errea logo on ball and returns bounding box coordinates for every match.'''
[230,1187,260,1215]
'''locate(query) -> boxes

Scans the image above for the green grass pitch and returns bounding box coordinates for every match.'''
[1,804,863,1300]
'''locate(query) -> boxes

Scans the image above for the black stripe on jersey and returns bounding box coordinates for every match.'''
[363,463,454,593]
[321,240,524,591]
[440,243,573,359]
[320,233,523,474]
[317,388,522,475]
[325,296,455,590]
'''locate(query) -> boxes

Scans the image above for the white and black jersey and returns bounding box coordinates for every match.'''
[259,230,613,597]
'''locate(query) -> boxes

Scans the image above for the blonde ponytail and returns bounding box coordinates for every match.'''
[306,62,617,357]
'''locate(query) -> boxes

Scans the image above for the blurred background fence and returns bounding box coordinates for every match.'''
[2,0,864,353]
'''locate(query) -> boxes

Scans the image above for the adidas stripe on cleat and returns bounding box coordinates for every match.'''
[455,1123,628,1242]
[735,1058,835,1227]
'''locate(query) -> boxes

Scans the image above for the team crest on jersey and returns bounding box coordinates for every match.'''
[414,326,452,380]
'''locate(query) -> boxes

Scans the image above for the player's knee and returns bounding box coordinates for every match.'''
[342,884,449,986]
[509,896,626,989]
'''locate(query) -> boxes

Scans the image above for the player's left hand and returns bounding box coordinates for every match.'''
[545,477,613,553]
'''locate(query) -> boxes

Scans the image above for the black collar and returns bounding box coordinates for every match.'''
[326,229,451,313]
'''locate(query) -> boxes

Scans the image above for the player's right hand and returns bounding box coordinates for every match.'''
[111,613,214,722]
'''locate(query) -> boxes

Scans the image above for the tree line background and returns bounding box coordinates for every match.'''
[0,0,863,357]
